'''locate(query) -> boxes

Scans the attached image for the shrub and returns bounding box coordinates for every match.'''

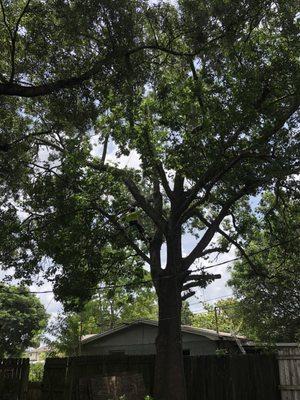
[29,362,44,382]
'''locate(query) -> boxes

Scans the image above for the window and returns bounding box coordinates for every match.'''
[183,349,190,356]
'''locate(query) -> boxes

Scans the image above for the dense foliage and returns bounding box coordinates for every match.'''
[29,362,44,382]
[0,284,48,357]
[229,193,300,342]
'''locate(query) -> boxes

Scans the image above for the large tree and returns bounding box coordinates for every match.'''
[0,1,299,399]
[0,284,48,357]
[229,192,300,342]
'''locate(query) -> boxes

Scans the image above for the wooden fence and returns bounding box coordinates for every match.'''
[185,354,280,400]
[27,382,42,400]
[278,344,300,400]
[42,358,68,400]
[0,358,29,400]
[2,351,298,400]
[41,354,280,400]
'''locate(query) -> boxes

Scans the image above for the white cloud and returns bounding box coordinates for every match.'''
[106,149,141,170]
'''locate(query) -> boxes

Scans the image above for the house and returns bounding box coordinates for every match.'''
[81,319,248,356]
[24,346,49,363]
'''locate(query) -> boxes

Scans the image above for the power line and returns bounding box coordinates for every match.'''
[189,294,235,313]
[1,235,299,295]
[203,235,300,270]
[189,293,234,307]
[45,295,55,311]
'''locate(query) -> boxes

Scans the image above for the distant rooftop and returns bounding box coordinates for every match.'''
[81,319,247,344]
[26,345,49,353]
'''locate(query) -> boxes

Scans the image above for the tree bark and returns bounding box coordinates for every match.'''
[154,274,186,400]
[153,228,186,400]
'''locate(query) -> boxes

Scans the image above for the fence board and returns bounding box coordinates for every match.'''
[27,382,42,400]
[41,358,68,400]
[278,345,300,400]
[41,354,280,400]
[0,358,29,400]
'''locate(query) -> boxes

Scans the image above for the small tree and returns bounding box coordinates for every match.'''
[0,284,48,357]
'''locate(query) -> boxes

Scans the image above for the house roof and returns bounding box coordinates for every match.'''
[81,319,247,345]
[26,346,49,354]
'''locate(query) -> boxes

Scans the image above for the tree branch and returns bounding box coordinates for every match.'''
[94,205,151,265]
[0,129,54,152]
[181,98,299,216]
[101,133,109,164]
[0,53,113,96]
[181,291,196,301]
[196,212,270,278]
[9,0,31,82]
[183,186,251,268]
[36,139,64,153]
[182,273,221,291]
[143,127,174,200]
[122,176,167,231]
[201,247,229,257]
[0,32,226,97]
[0,1,13,43]
[182,152,250,212]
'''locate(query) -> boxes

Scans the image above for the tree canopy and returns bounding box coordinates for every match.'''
[1,0,299,303]
[229,192,300,342]
[0,284,48,357]
[0,1,299,398]
[0,0,150,96]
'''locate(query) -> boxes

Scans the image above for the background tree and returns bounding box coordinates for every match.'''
[29,363,44,382]
[0,284,48,357]
[181,302,194,325]
[0,1,299,399]
[192,298,253,337]
[229,192,300,342]
[46,283,158,356]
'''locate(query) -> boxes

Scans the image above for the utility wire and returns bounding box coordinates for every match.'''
[203,235,300,270]
[189,293,234,307]
[1,235,299,295]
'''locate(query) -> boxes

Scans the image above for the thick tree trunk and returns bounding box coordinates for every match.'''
[154,275,186,400]
[153,219,186,400]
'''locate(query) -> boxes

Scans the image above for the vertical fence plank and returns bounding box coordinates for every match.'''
[41,357,68,400]
[0,358,29,400]
[38,353,283,400]
[278,345,300,400]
